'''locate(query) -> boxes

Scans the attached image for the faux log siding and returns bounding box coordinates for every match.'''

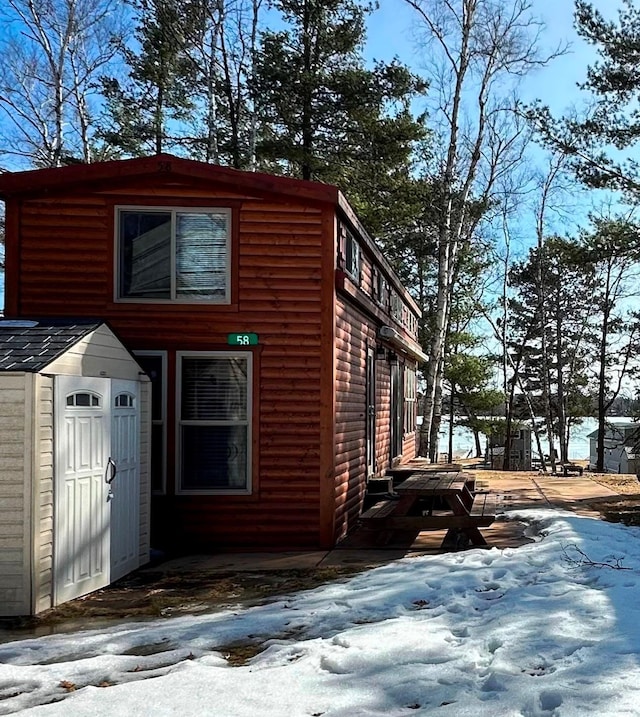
[334,300,377,540]
[15,192,328,547]
[376,361,391,471]
[359,248,374,298]
[402,426,417,462]
[18,198,110,315]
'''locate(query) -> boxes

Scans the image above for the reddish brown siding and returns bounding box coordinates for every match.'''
[334,298,378,540]
[4,160,422,551]
[12,187,331,548]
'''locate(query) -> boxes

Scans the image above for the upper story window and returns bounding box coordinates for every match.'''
[116,207,231,303]
[390,289,403,324]
[372,267,388,307]
[344,229,361,284]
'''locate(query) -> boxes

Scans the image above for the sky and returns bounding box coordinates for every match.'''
[4,507,640,715]
[365,0,616,113]
[364,0,627,246]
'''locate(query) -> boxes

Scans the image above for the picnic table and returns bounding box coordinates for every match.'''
[561,462,584,476]
[360,471,496,548]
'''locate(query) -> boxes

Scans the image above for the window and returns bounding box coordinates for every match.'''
[177,353,252,493]
[115,393,135,408]
[134,351,167,494]
[66,392,100,407]
[390,290,403,324]
[117,207,231,302]
[404,365,417,434]
[344,229,361,284]
[372,267,387,306]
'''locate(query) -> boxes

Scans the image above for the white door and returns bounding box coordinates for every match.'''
[54,376,111,605]
[110,379,140,581]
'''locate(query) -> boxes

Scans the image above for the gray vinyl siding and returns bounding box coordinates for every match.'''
[46,325,143,381]
[34,374,54,613]
[0,373,30,616]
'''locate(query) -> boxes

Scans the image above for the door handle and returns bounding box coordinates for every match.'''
[105,457,117,484]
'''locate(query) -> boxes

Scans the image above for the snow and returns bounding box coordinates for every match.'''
[4,509,640,715]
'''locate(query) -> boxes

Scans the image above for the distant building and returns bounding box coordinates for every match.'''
[488,427,532,471]
[587,422,640,474]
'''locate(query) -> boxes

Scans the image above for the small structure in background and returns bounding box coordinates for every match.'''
[488,427,532,471]
[587,423,640,474]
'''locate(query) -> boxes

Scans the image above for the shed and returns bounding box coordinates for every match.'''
[0,319,151,616]
[587,422,640,474]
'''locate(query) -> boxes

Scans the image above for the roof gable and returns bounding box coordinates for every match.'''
[0,154,339,205]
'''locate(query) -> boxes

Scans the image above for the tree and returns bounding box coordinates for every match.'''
[508,237,596,466]
[252,0,427,196]
[0,0,124,167]
[528,1,640,194]
[184,0,263,167]
[581,216,640,471]
[405,0,559,460]
[100,0,200,156]
[444,348,503,460]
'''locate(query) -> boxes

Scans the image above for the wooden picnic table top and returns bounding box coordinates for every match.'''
[394,472,468,496]
[386,463,462,478]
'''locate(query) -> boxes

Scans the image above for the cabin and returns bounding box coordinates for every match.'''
[587,423,640,474]
[0,154,425,555]
[0,319,150,616]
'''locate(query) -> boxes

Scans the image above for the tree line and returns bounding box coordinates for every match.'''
[1,0,640,473]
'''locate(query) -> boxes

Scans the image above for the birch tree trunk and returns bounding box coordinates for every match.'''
[407,0,558,458]
[0,0,122,166]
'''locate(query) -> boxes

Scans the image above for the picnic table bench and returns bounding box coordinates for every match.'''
[360,471,497,548]
[561,462,584,476]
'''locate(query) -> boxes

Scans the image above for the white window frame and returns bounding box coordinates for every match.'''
[115,205,232,304]
[134,350,167,495]
[176,351,253,495]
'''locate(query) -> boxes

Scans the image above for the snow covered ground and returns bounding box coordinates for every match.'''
[3,508,640,716]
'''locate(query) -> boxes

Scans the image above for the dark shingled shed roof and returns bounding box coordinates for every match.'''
[0,319,102,372]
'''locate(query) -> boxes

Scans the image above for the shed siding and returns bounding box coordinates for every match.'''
[34,374,54,613]
[0,373,29,616]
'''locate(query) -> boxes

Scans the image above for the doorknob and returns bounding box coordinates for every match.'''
[105,457,117,484]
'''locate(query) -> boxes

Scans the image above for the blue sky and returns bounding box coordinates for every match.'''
[361,1,630,249]
[364,0,618,114]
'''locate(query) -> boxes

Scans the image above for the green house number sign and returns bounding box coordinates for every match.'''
[228,333,259,346]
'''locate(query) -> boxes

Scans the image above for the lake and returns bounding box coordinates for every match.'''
[435,417,637,461]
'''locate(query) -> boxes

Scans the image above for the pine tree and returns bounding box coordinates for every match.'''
[100,0,200,155]
[252,0,427,196]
